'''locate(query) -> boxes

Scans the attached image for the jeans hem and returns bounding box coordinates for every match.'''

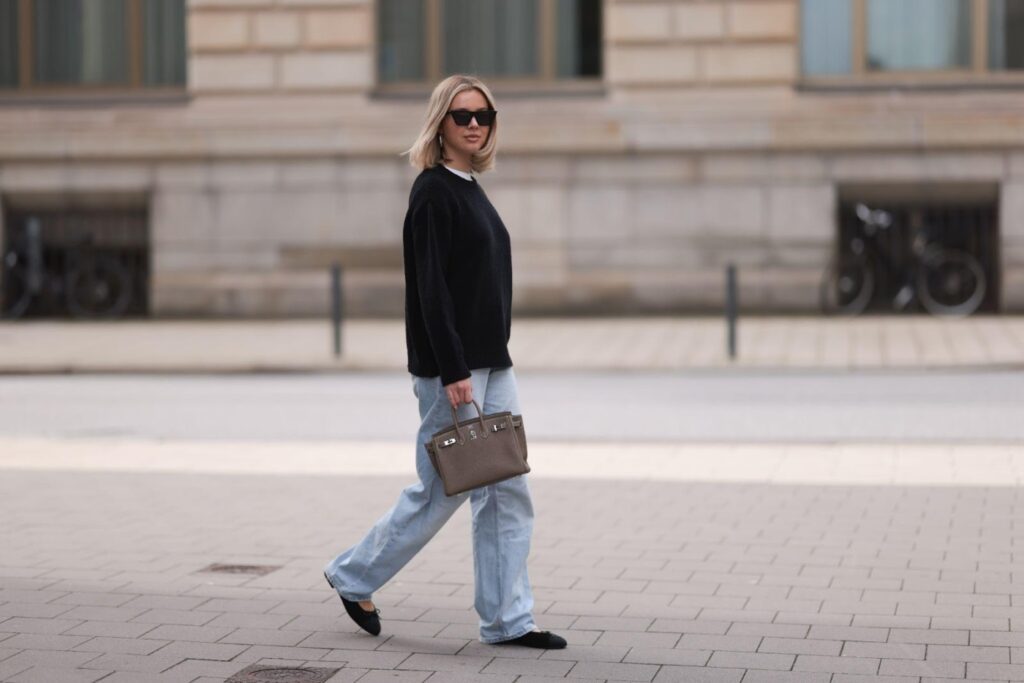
[479,624,536,644]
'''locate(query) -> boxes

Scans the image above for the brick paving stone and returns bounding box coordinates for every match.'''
[622,646,710,666]
[72,636,169,654]
[878,658,967,677]
[967,662,1024,679]
[0,634,91,650]
[568,660,660,680]
[397,653,492,673]
[64,620,158,638]
[706,651,795,670]
[890,628,969,645]
[927,644,1009,663]
[594,630,680,648]
[7,666,112,683]
[793,654,880,674]
[481,656,574,676]
[677,634,762,652]
[831,676,918,683]
[652,664,744,682]
[140,624,234,642]
[740,673,831,683]
[539,644,630,663]
[842,641,926,659]
[758,637,842,656]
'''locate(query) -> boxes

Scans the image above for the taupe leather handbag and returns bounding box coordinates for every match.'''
[425,400,530,496]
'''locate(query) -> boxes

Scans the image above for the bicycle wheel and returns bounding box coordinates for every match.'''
[65,255,132,318]
[820,255,874,316]
[1,264,32,319]
[916,248,986,317]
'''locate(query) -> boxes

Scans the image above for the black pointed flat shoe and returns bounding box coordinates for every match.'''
[495,630,567,649]
[323,571,381,636]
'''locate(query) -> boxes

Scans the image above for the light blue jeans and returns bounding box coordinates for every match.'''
[324,367,536,643]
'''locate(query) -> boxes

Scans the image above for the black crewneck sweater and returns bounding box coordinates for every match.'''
[403,165,513,385]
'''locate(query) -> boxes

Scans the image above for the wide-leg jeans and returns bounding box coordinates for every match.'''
[324,367,536,643]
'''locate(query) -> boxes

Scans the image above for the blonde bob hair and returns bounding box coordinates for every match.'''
[406,75,498,173]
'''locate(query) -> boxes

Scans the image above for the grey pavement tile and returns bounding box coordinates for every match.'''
[878,658,967,677]
[847,614,929,630]
[151,639,250,661]
[793,654,880,675]
[0,590,69,605]
[219,626,313,647]
[0,617,82,635]
[593,630,680,649]
[758,637,841,656]
[568,660,660,681]
[652,664,744,682]
[72,636,170,655]
[352,672,429,683]
[697,609,777,624]
[0,634,92,651]
[397,652,492,673]
[81,651,187,673]
[481,656,574,677]
[162,658,248,680]
[204,611,296,629]
[842,641,926,659]
[6,666,111,683]
[195,598,280,614]
[773,612,852,627]
[375,636,472,654]
[64,619,158,638]
[927,644,1009,663]
[140,624,235,642]
[131,608,222,626]
[831,676,918,683]
[967,663,1024,680]
[890,628,969,645]
[739,673,831,683]
[706,651,794,671]
[572,616,653,632]
[676,634,762,652]
[973,633,1024,647]
[423,673,516,682]
[1,650,103,670]
[622,646,710,666]
[539,644,629,663]
[806,625,888,642]
[318,648,412,668]
[0,603,77,619]
[727,624,808,639]
[931,616,1009,630]
[456,641,543,660]
[53,592,137,607]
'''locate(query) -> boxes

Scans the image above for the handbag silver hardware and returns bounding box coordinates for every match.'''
[441,438,457,447]
[491,423,506,432]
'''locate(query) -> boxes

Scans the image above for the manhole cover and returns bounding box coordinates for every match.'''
[197,563,281,576]
[226,664,340,683]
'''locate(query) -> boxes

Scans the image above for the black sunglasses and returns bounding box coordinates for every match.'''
[447,109,497,127]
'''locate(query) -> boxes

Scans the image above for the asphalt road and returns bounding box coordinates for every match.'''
[0,369,1020,443]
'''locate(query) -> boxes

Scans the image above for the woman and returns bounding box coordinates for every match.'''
[323,75,566,650]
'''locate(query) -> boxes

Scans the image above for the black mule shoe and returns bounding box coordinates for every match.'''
[323,571,381,636]
[496,630,567,649]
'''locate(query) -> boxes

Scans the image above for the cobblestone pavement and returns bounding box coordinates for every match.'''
[3,438,1024,682]
[1,316,1023,373]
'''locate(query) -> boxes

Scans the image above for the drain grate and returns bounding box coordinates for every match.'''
[226,665,340,683]
[198,563,281,576]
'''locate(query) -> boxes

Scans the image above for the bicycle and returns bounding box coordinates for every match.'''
[2,216,134,319]
[820,202,987,317]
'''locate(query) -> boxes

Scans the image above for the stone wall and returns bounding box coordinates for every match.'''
[0,0,1022,315]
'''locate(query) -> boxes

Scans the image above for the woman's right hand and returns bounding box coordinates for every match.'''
[445,378,473,409]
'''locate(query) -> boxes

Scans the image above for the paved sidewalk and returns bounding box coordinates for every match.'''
[3,437,1024,682]
[1,316,1024,374]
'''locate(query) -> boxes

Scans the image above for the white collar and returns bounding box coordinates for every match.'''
[443,165,474,182]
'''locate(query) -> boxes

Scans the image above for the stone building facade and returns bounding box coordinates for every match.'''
[1,0,1023,316]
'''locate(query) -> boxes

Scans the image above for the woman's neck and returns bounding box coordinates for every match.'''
[444,153,472,173]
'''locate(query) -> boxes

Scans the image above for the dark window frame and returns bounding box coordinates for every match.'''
[799,0,1024,89]
[1,0,186,97]
[374,0,603,95]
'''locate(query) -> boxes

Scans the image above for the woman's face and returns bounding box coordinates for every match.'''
[441,88,491,162]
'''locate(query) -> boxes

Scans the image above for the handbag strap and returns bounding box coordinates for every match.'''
[448,400,489,444]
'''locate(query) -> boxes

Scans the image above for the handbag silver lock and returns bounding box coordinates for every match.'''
[441,437,457,447]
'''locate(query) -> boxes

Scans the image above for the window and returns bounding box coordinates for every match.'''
[377,0,601,87]
[800,0,1024,82]
[0,0,186,92]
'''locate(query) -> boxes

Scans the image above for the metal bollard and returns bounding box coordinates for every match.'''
[331,262,343,357]
[726,264,737,360]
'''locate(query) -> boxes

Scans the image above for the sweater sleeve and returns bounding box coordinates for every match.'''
[410,196,472,385]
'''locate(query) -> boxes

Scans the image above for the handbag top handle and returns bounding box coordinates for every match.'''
[448,400,490,445]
